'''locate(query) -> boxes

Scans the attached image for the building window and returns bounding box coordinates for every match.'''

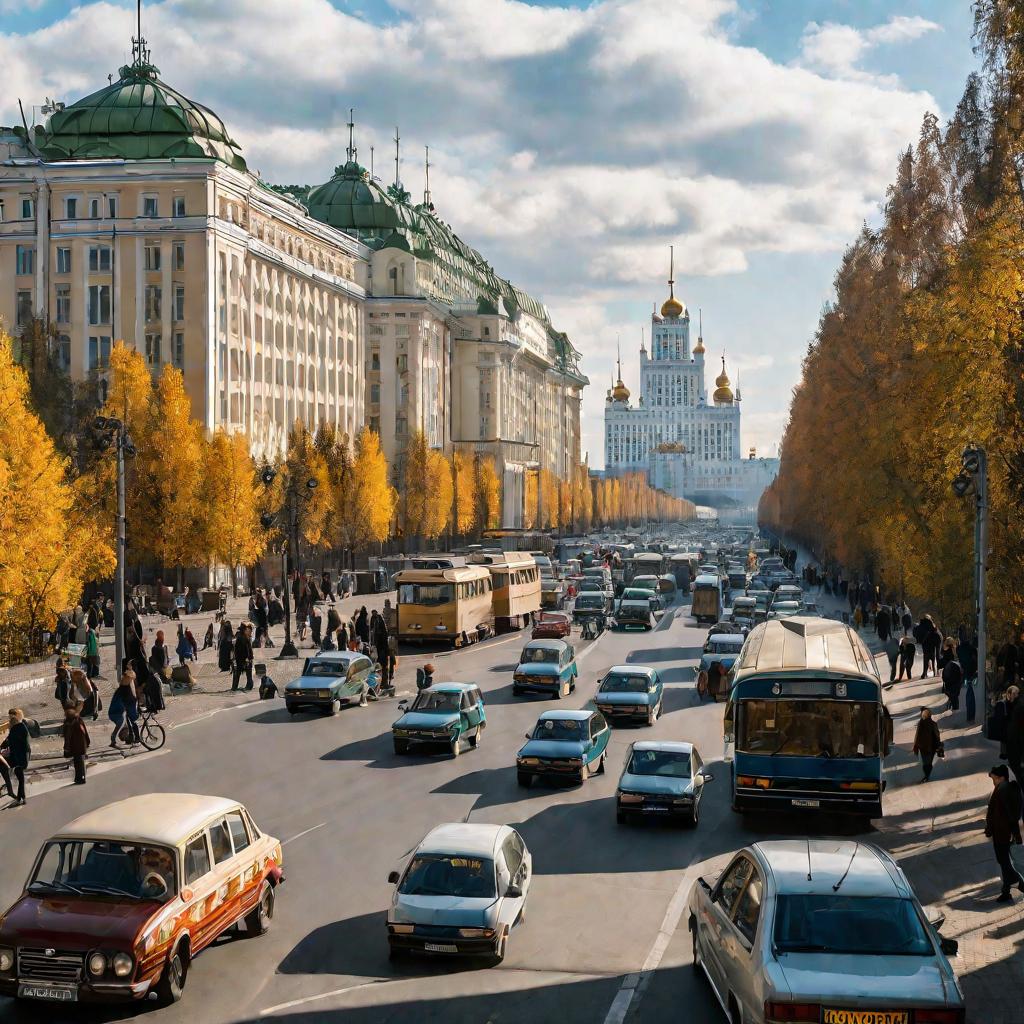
[396,354,408,373]
[57,334,71,371]
[173,241,185,271]
[144,243,161,271]
[173,331,184,368]
[370,383,380,404]
[88,246,111,272]
[16,290,32,327]
[88,335,111,371]
[16,245,35,276]
[0,200,4,221]
[107,195,118,218]
[64,196,78,219]
[88,197,100,219]
[173,284,185,321]
[143,195,159,218]
[145,285,162,322]
[395,416,408,436]
[21,197,33,220]
[56,247,71,274]
[371,350,380,371]
[88,284,111,325]
[145,332,161,365]
[173,195,186,218]
[55,284,71,324]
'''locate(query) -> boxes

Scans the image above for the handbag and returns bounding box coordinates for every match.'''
[937,743,945,759]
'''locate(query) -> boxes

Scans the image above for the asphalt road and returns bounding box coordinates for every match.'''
[0,599,793,1024]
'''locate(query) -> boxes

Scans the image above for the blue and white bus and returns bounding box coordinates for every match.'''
[724,617,893,819]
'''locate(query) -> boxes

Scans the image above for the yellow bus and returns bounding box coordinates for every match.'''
[470,552,541,632]
[395,565,494,647]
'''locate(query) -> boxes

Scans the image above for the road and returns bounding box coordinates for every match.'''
[0,598,860,1024]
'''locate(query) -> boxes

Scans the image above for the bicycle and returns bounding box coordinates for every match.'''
[118,709,167,751]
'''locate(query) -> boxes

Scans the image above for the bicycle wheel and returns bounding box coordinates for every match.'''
[138,718,166,751]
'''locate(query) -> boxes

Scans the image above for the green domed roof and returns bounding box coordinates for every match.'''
[307,162,417,233]
[37,57,246,169]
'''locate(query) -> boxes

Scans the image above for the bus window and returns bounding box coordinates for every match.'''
[738,699,879,758]
[399,583,454,606]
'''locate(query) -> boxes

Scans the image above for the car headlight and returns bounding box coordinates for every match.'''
[673,796,694,804]
[434,624,447,632]
[565,757,584,766]
[457,927,495,938]
[518,757,539,766]
[618,792,644,804]
[112,952,134,978]
[0,948,13,972]
[389,923,414,934]
[393,729,408,737]
[88,952,107,976]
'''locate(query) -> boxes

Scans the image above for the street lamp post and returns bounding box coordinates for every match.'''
[91,416,135,674]
[260,468,318,659]
[952,444,989,731]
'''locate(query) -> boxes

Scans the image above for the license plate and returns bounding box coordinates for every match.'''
[823,1011,909,1024]
[643,805,670,812]
[423,942,458,953]
[18,984,78,1002]
[791,798,820,808]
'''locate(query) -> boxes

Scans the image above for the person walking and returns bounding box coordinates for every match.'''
[900,603,913,636]
[325,606,342,651]
[150,630,170,683]
[202,621,215,650]
[232,623,254,691]
[62,703,90,785]
[54,657,72,707]
[917,616,940,678]
[85,622,100,680]
[68,667,98,721]
[1005,688,1024,789]
[876,605,892,643]
[960,635,979,724]
[321,571,335,605]
[912,708,942,782]
[985,764,1024,902]
[941,649,964,713]
[355,606,370,648]
[253,589,270,648]
[309,605,323,649]
[898,634,917,681]
[108,671,140,749]
[884,633,900,685]
[218,620,235,673]
[175,624,192,667]
[0,709,31,806]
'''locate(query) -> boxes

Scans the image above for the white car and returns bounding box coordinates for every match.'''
[386,823,531,963]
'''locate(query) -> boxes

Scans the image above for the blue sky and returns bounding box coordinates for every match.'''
[0,1,983,465]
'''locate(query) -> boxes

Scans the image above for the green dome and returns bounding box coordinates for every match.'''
[307,162,418,235]
[37,58,246,169]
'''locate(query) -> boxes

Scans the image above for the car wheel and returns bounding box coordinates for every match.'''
[517,771,532,788]
[684,800,699,828]
[469,727,481,748]
[156,942,189,1005]
[286,704,299,715]
[616,810,627,825]
[512,685,522,696]
[328,699,341,716]
[690,920,702,972]
[450,736,461,758]
[492,929,508,964]
[388,942,403,961]
[596,753,606,775]
[245,880,274,936]
[393,739,409,755]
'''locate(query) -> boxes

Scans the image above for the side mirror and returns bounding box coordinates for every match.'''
[940,937,959,957]
[525,731,532,740]
[701,771,715,782]
[397,700,409,712]
[697,876,712,895]
[507,883,522,899]
[387,871,400,884]
[925,906,946,931]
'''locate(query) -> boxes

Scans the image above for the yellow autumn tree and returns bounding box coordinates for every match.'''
[424,449,453,541]
[315,422,354,558]
[475,455,501,531]
[540,468,559,530]
[284,421,332,556]
[201,431,266,595]
[351,427,397,547]
[0,332,114,632]
[451,449,476,537]
[523,469,539,530]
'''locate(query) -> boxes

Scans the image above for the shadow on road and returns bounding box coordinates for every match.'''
[431,765,553,810]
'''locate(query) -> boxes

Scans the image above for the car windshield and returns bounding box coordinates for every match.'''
[773,895,932,956]
[400,854,496,898]
[579,581,603,591]
[29,840,177,903]
[399,583,454,607]
[601,674,652,693]
[521,647,559,664]
[627,749,691,777]
[738,698,880,758]
[532,718,585,741]
[631,579,658,591]
[304,660,347,677]
[576,594,603,607]
[410,690,462,713]
[621,590,651,601]
[711,641,743,653]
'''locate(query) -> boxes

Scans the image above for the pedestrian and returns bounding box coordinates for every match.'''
[417,663,436,691]
[175,624,192,667]
[325,605,342,649]
[1005,687,1024,789]
[696,667,709,702]
[218,620,235,672]
[85,621,100,679]
[62,702,90,785]
[912,708,943,782]
[884,633,900,685]
[941,647,964,713]
[68,667,98,721]
[232,623,254,691]
[54,613,70,652]
[960,635,979,724]
[268,590,284,627]
[985,764,1024,902]
[998,640,1020,689]
[150,629,170,682]
[321,571,334,604]
[355,606,370,647]
[203,621,215,650]
[898,634,917,681]
[296,583,311,644]
[108,671,140,748]
[184,627,199,661]
[852,605,863,631]
[54,657,71,707]
[876,605,892,643]
[0,708,31,805]
[86,599,100,632]
[916,616,940,678]
[309,605,323,649]
[103,598,115,628]
[938,637,957,674]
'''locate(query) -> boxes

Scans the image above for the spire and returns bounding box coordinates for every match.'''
[393,126,401,189]
[346,108,356,163]
[131,0,151,65]
[617,336,622,382]
[735,369,742,401]
[640,327,646,354]
[423,144,433,209]
[660,243,685,318]
[668,244,675,300]
[693,307,705,356]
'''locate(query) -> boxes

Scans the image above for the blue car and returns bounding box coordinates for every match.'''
[594,665,664,726]
[512,639,578,699]
[516,708,610,787]
[392,683,486,757]
[616,741,713,827]
[284,650,376,715]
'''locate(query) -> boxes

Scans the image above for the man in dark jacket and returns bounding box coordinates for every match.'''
[875,605,892,643]
[960,637,979,723]
[232,623,254,691]
[942,657,964,712]
[62,703,90,784]
[986,764,1024,901]
[1005,696,1024,789]
[0,708,31,805]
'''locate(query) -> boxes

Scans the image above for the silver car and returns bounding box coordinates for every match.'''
[387,823,531,963]
[689,840,964,1024]
[616,741,713,826]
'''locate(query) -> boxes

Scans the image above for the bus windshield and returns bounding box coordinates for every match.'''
[738,698,879,758]
[399,583,454,607]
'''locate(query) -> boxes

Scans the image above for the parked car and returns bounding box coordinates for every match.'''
[616,741,713,826]
[516,709,610,786]
[284,650,376,715]
[614,587,659,630]
[688,840,964,1024]
[532,611,572,640]
[595,665,664,726]
[392,683,486,757]
[386,823,530,963]
[512,639,578,698]
[0,794,283,1006]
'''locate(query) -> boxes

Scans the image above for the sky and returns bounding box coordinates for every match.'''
[0,0,980,467]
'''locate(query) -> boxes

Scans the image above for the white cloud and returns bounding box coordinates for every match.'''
[0,0,944,464]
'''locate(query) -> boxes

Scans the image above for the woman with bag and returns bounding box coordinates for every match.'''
[1,709,31,805]
[69,667,98,721]
[912,708,943,783]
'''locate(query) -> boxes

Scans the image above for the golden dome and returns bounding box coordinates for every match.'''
[713,357,733,403]
[612,378,630,402]
[693,335,705,355]
[661,293,685,319]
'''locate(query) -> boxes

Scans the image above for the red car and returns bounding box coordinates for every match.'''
[532,612,572,639]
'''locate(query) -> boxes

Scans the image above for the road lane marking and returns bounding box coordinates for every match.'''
[601,860,706,1024]
[282,822,326,846]
[261,981,383,1015]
